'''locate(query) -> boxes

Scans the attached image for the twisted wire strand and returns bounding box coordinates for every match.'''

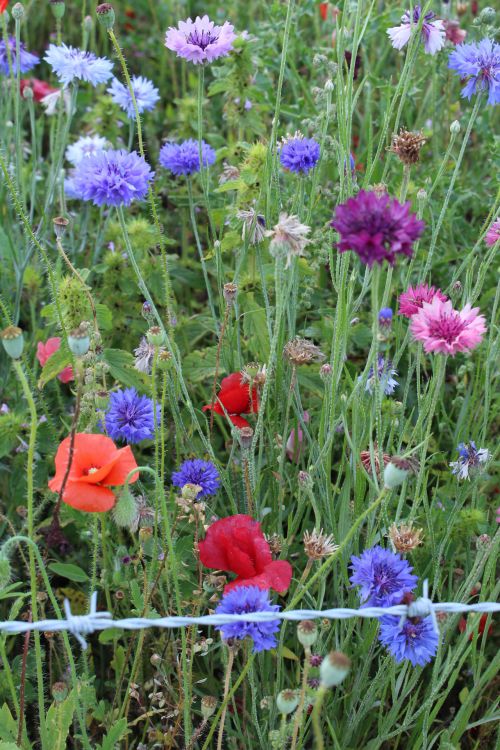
[1,581,498,650]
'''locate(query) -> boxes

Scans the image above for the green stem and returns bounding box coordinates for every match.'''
[186,178,218,327]
[14,16,23,202]
[311,685,327,750]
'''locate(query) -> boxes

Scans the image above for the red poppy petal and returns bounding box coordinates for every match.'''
[76,454,123,484]
[63,481,116,513]
[224,574,270,593]
[104,445,139,486]
[228,415,251,429]
[263,560,293,592]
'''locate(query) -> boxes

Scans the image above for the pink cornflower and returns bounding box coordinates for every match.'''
[165,15,236,64]
[485,219,500,247]
[410,297,486,356]
[398,283,447,318]
[36,338,73,383]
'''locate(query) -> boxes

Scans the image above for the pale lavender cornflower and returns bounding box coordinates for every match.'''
[237,208,266,244]
[363,355,398,396]
[165,15,236,64]
[134,336,165,374]
[387,6,445,56]
[107,75,160,119]
[66,134,108,167]
[72,149,154,207]
[448,38,500,106]
[450,442,491,480]
[44,43,113,86]
[0,36,39,75]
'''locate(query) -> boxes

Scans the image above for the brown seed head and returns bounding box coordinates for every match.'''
[388,523,424,553]
[283,337,325,366]
[303,528,338,560]
[390,129,426,166]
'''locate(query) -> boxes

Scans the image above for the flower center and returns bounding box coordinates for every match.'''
[428,312,465,343]
[87,467,99,475]
[186,29,219,50]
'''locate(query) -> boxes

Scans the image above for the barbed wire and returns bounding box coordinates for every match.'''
[1,581,498,650]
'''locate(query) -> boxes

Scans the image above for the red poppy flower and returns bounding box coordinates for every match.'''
[202,372,258,428]
[458,613,494,641]
[0,1,8,14]
[48,434,139,513]
[198,514,292,594]
[36,337,73,383]
[319,2,329,21]
[20,78,58,103]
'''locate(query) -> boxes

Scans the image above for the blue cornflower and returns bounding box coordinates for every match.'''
[104,388,161,444]
[350,546,418,606]
[378,615,439,666]
[0,36,39,75]
[215,586,281,653]
[448,39,500,107]
[72,149,154,207]
[171,459,220,497]
[378,307,393,330]
[364,355,398,395]
[159,139,216,176]
[279,135,320,174]
[450,441,491,480]
[44,43,113,86]
[107,75,160,119]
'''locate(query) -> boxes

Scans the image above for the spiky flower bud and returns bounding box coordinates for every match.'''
[0,554,12,590]
[1,326,24,359]
[96,2,115,29]
[320,651,351,688]
[112,487,138,529]
[201,695,217,719]
[297,620,318,648]
[390,129,426,166]
[276,689,299,715]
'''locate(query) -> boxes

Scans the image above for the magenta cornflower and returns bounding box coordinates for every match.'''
[485,218,500,247]
[165,15,236,64]
[410,297,487,356]
[331,190,425,267]
[398,283,448,318]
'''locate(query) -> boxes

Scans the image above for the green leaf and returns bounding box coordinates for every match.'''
[102,348,147,390]
[182,347,218,382]
[98,627,123,644]
[96,718,129,750]
[38,343,72,389]
[44,692,76,750]
[241,293,270,359]
[96,303,113,331]
[48,562,89,583]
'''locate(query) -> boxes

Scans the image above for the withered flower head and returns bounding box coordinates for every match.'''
[219,162,240,185]
[238,426,254,450]
[237,208,266,245]
[241,362,266,386]
[265,533,283,557]
[390,129,426,166]
[303,528,338,560]
[359,445,391,476]
[284,337,325,366]
[266,213,311,268]
[388,523,424,553]
[223,282,238,306]
[391,455,420,474]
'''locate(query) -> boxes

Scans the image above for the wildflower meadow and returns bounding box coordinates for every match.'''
[0,0,499,748]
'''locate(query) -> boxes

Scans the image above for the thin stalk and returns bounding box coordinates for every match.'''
[217,647,235,750]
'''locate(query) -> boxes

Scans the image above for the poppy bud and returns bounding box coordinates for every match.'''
[320,651,351,688]
[51,681,69,702]
[112,487,138,529]
[50,0,65,19]
[201,695,217,719]
[96,2,114,30]
[276,689,299,714]
[68,325,90,357]
[297,619,318,648]
[0,553,12,591]
[1,326,24,359]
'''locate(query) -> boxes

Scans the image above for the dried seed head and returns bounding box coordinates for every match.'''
[238,426,254,450]
[223,282,238,306]
[237,208,266,244]
[276,689,299,714]
[201,695,218,719]
[388,523,424,553]
[266,213,311,268]
[265,533,283,556]
[1,326,24,359]
[219,162,240,185]
[53,216,70,238]
[391,455,420,474]
[297,619,318,648]
[372,182,388,198]
[241,362,266,386]
[390,129,426,165]
[283,337,325,366]
[359,445,391,477]
[303,529,338,560]
[320,651,351,687]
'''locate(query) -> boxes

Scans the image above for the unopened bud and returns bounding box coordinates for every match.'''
[320,651,351,688]
[112,487,138,529]
[384,460,408,489]
[450,120,461,135]
[479,6,496,24]
[11,3,24,20]
[96,2,115,29]
[22,85,33,100]
[51,682,69,702]
[146,326,165,346]
[50,0,65,19]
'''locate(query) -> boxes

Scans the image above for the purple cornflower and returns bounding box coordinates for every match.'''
[159,139,216,176]
[378,615,439,666]
[448,39,500,107]
[387,6,445,56]
[449,442,491,480]
[172,459,220,497]
[364,355,398,396]
[72,149,154,207]
[44,43,113,86]
[104,388,160,444]
[331,190,425,266]
[378,307,393,330]
[280,134,320,175]
[107,75,160,119]
[0,36,39,75]
[350,546,417,606]
[215,586,281,653]
[165,15,236,65]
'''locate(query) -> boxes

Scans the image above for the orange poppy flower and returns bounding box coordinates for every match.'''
[48,433,139,512]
